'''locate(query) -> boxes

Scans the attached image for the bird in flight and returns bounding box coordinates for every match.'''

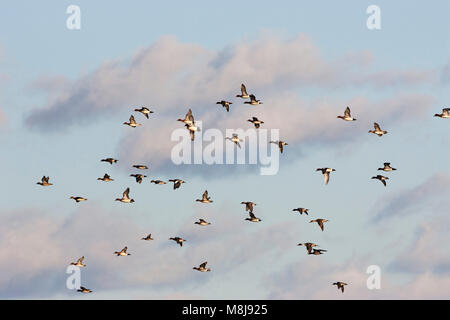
[241,201,256,213]
[236,83,250,99]
[293,208,309,215]
[114,246,131,256]
[310,219,328,231]
[245,212,262,222]
[378,162,397,172]
[337,106,356,121]
[434,107,450,118]
[371,175,389,187]
[37,176,52,186]
[170,237,186,247]
[77,286,92,294]
[70,196,87,203]
[270,140,288,153]
[248,117,264,128]
[168,179,186,190]
[141,233,154,241]
[132,164,148,170]
[101,158,118,165]
[193,261,211,272]
[244,94,263,105]
[115,187,135,203]
[333,282,348,293]
[97,173,114,182]
[130,174,147,184]
[70,256,86,267]
[123,115,141,128]
[134,106,154,119]
[196,190,213,203]
[194,218,211,226]
[297,243,318,254]
[226,134,243,148]
[316,168,336,185]
[369,122,388,136]
[216,100,232,112]
[150,180,166,185]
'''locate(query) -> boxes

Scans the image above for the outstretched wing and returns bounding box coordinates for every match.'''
[344,106,351,117]
[241,83,248,95]
[129,115,136,124]
[123,188,130,199]
[324,172,330,185]
[374,122,381,130]
[200,262,208,268]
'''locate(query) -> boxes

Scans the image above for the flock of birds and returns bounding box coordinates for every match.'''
[37,83,449,296]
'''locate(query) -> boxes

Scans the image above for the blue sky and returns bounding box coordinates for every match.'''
[0,1,449,299]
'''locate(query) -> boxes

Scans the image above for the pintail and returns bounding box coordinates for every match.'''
[316,168,336,185]
[226,134,243,148]
[195,218,211,226]
[130,174,147,184]
[70,256,86,267]
[378,162,397,172]
[244,94,262,105]
[170,237,186,247]
[248,117,264,128]
[101,158,118,165]
[216,100,232,112]
[37,176,52,186]
[293,208,309,215]
[97,173,114,182]
[193,261,211,272]
[168,179,186,190]
[114,246,131,256]
[369,122,387,136]
[337,106,356,121]
[132,165,148,170]
[371,175,389,187]
[134,107,154,119]
[123,115,141,128]
[434,108,450,118]
[236,83,250,99]
[151,180,166,185]
[310,219,328,231]
[77,286,92,293]
[115,187,135,203]
[270,140,288,153]
[333,282,348,293]
[70,196,87,203]
[297,243,318,254]
[141,233,154,241]
[196,190,213,203]
[245,212,262,222]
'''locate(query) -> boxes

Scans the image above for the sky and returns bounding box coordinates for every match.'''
[0,1,449,299]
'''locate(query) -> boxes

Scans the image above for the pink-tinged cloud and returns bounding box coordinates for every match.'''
[24,34,436,132]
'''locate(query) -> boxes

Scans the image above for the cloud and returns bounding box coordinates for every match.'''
[0,203,298,299]
[371,173,450,222]
[25,33,436,132]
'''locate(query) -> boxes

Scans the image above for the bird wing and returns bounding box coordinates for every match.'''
[200,262,208,268]
[203,190,208,199]
[123,188,130,199]
[374,122,381,130]
[382,179,387,187]
[344,106,351,117]
[443,108,450,115]
[324,172,330,185]
[189,129,195,141]
[249,94,256,102]
[249,212,256,219]
[122,247,128,253]
[279,142,283,153]
[129,115,136,124]
[77,256,84,264]
[241,83,248,95]
[318,220,324,231]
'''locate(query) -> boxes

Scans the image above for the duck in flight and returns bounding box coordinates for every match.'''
[97,173,114,182]
[293,208,309,215]
[130,174,147,184]
[236,83,250,99]
[378,162,397,172]
[310,219,328,231]
[114,246,131,256]
[333,282,348,293]
[70,196,87,203]
[177,108,194,126]
[245,212,262,222]
[132,164,148,170]
[77,286,92,294]
[196,190,213,203]
[70,256,86,267]
[101,158,118,165]
[216,100,232,112]
[134,107,154,119]
[37,176,52,186]
[434,108,450,118]
[170,237,186,247]
[226,134,243,148]
[369,122,388,136]
[123,115,141,128]
[151,180,166,185]
[337,106,356,121]
[141,233,154,241]
[195,218,211,226]
[168,179,186,190]
[270,140,288,153]
[248,117,264,128]
[241,201,256,213]
[244,94,263,105]
[115,187,134,203]
[298,243,318,254]
[316,168,336,185]
[193,262,211,272]
[309,248,327,255]
[372,175,389,187]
